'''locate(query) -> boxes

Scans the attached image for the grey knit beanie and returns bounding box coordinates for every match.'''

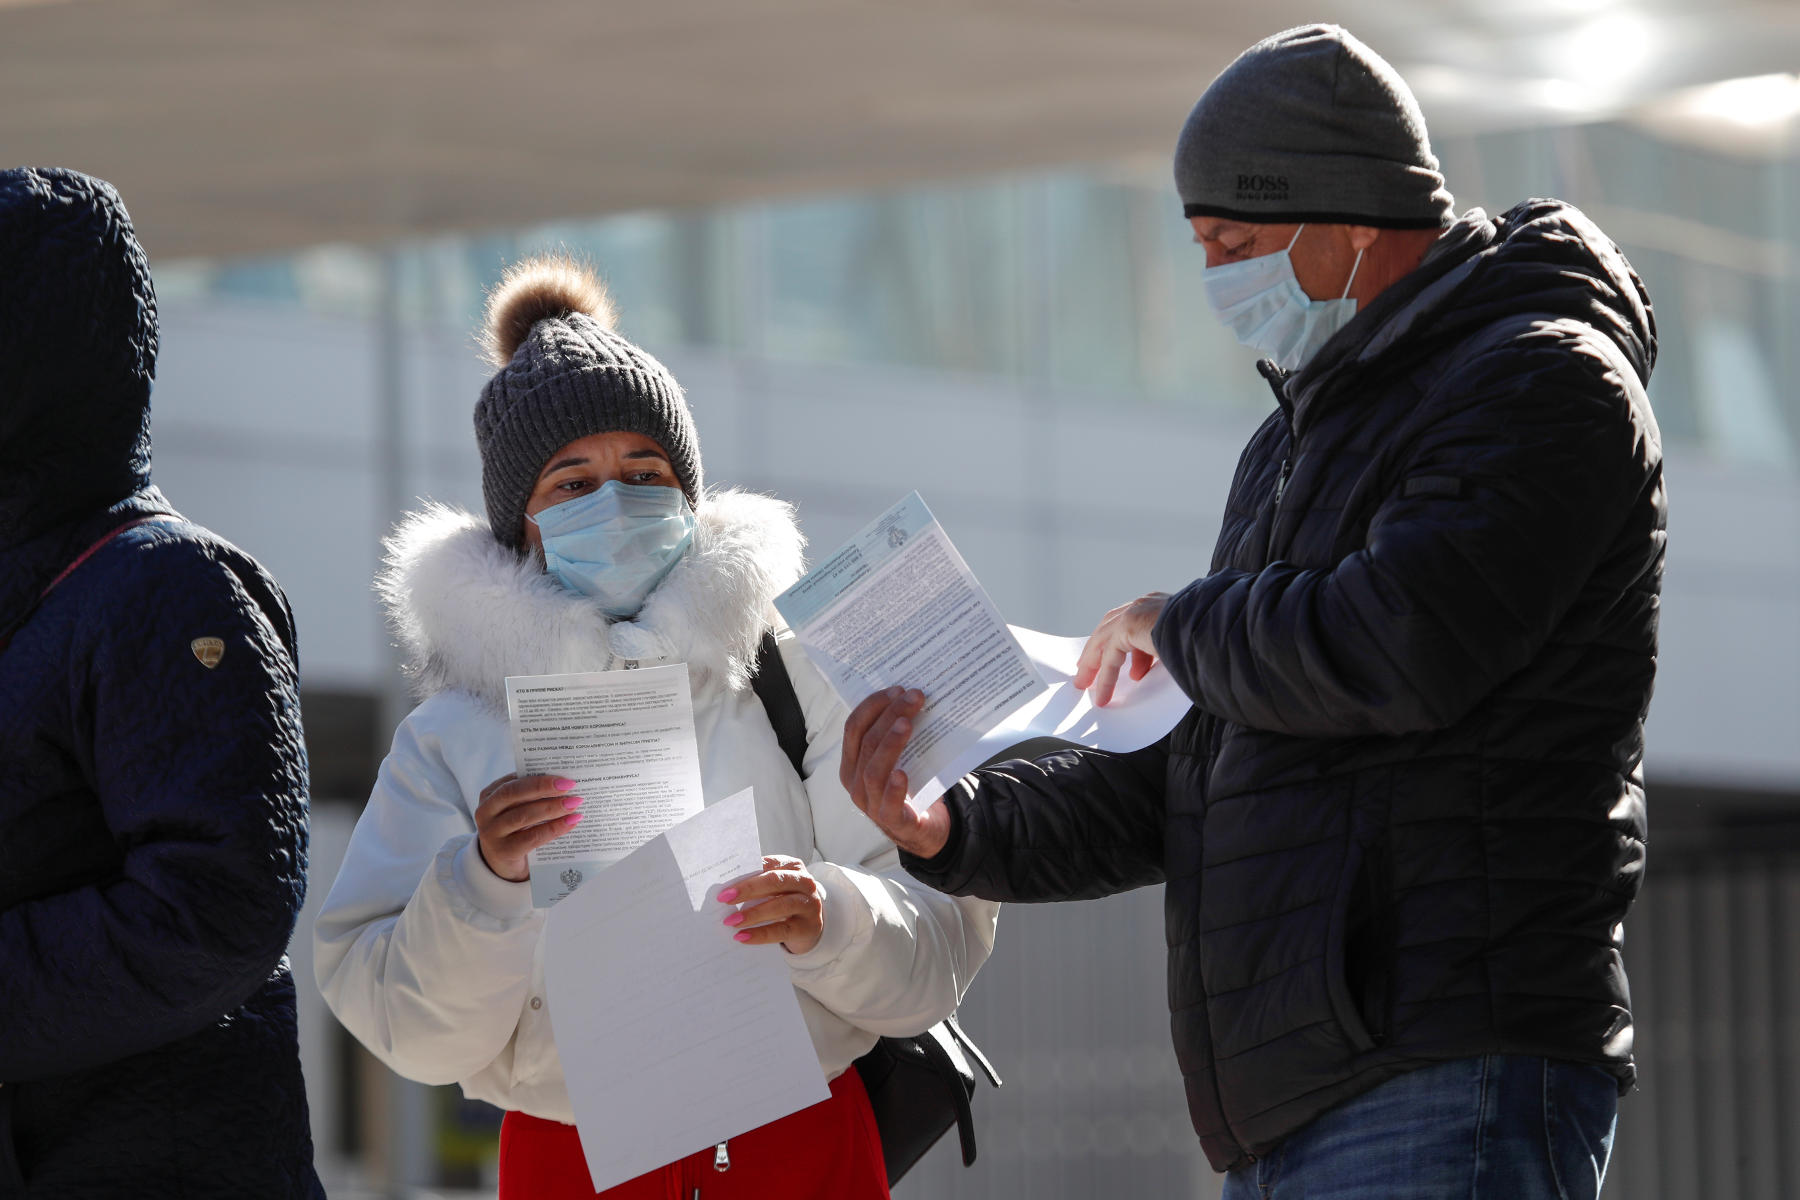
[474,255,701,549]
[1174,25,1454,229]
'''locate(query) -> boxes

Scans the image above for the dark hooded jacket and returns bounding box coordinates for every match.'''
[904,199,1661,1171]
[0,168,321,1197]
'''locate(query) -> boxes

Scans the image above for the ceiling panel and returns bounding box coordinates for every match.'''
[2,0,1792,258]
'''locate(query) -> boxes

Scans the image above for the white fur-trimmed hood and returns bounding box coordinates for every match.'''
[377,489,806,709]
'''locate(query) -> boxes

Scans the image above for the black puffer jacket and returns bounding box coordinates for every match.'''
[905,199,1661,1172]
[0,168,322,1197]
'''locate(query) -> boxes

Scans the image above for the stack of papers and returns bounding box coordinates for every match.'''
[506,664,706,908]
[544,789,829,1193]
[776,492,1192,809]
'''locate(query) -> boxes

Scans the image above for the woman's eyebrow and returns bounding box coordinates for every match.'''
[623,449,668,461]
[540,455,589,475]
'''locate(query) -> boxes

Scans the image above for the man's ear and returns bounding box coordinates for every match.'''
[1347,225,1381,253]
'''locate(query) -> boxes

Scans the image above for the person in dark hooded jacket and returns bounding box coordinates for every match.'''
[841,25,1660,1200]
[0,167,322,1197]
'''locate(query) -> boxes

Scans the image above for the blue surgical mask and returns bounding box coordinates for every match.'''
[530,480,696,618]
[1202,224,1364,372]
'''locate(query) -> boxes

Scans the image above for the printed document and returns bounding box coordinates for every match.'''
[505,663,706,907]
[775,492,1193,809]
[775,492,1046,809]
[544,788,828,1193]
[907,625,1193,800]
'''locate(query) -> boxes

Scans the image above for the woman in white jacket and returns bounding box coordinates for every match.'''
[313,256,997,1199]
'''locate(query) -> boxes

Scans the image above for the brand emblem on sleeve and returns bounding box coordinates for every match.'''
[191,637,226,669]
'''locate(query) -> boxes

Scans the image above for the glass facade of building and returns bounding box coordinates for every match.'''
[157,116,1798,470]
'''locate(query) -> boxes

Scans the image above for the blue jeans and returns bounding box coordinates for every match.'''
[1220,1056,1618,1200]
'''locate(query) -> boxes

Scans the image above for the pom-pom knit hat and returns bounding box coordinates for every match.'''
[473,255,701,549]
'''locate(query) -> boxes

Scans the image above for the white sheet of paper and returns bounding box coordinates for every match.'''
[506,663,706,907]
[544,788,828,1193]
[907,625,1194,802]
[774,492,1048,802]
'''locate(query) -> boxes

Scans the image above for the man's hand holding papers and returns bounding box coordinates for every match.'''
[773,492,1046,806]
[840,687,952,860]
[793,492,1191,852]
[1071,591,1171,708]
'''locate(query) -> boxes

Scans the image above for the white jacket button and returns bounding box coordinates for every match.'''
[530,996,543,1010]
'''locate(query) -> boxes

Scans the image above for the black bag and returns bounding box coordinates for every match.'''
[750,631,1002,1187]
[850,1013,1000,1185]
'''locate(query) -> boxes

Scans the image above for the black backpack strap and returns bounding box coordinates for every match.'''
[766,629,1008,1180]
[751,629,810,779]
[945,1014,1002,1088]
[917,1030,981,1167]
[755,631,1004,1176]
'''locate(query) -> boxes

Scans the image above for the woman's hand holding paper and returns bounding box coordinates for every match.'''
[474,772,585,882]
[840,687,953,861]
[719,855,825,955]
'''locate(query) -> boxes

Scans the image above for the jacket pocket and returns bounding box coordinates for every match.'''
[1324,842,1389,1053]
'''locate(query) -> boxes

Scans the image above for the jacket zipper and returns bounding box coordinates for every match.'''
[1231,368,1279,1169]
[1259,359,1296,564]
[687,1141,730,1197]
[1266,456,1293,561]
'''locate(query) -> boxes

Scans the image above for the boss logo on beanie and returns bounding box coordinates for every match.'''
[1235,174,1292,202]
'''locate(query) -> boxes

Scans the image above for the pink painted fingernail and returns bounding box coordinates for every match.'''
[717,887,739,904]
[734,931,753,943]
[905,689,924,705]
[886,686,903,699]
[563,795,584,810]
[554,777,577,790]
[723,912,745,927]
[565,813,583,827]
[894,718,910,735]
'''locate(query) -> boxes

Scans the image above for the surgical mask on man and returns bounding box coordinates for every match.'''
[529,479,696,618]
[1202,224,1364,372]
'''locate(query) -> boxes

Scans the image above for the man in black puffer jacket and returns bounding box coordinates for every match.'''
[843,26,1659,1200]
[0,168,323,1196]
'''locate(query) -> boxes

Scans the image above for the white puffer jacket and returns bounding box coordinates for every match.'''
[313,490,998,1123]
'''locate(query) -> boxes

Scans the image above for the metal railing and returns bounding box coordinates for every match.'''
[1609,852,1800,1198]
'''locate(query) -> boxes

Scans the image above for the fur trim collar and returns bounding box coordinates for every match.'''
[378,489,805,708]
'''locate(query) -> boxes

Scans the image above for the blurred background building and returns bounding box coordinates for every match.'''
[5,1,1798,1196]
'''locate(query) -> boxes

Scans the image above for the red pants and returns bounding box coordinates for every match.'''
[498,1068,890,1200]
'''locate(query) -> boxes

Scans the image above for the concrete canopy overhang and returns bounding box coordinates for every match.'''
[4,0,1797,260]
